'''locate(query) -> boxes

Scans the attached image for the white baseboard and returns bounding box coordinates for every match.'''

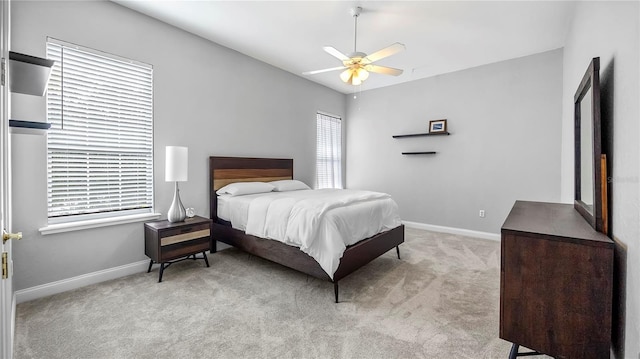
[402,220,501,241]
[15,260,149,304]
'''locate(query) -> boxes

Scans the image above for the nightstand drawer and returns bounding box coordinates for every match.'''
[161,236,210,261]
[160,228,210,246]
[161,222,210,237]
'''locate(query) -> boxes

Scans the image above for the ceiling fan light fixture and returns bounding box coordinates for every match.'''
[339,67,370,85]
[340,69,352,83]
[356,68,369,81]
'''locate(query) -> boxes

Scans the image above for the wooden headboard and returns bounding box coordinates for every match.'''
[209,156,293,221]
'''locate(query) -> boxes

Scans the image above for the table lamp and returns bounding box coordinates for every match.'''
[165,146,188,222]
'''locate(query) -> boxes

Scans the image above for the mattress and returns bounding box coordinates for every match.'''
[217,189,402,279]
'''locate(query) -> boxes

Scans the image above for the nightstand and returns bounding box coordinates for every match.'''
[144,216,212,282]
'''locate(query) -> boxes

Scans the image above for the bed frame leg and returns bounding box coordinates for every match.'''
[396,246,401,259]
[334,282,339,303]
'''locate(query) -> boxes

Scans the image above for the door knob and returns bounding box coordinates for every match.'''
[2,230,22,244]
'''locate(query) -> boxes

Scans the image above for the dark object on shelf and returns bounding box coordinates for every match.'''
[428,119,448,133]
[500,200,613,359]
[401,151,436,155]
[8,51,54,96]
[392,132,450,138]
[9,120,51,130]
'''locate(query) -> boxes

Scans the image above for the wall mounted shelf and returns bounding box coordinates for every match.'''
[394,131,450,155]
[402,151,437,155]
[9,51,54,97]
[9,120,51,135]
[392,132,450,138]
[9,120,51,130]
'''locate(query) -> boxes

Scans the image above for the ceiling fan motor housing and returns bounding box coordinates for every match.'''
[345,52,368,65]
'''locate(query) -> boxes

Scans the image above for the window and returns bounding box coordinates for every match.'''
[46,38,153,223]
[316,112,342,189]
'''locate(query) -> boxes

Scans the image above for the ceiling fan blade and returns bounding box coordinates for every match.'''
[365,65,403,76]
[303,66,347,75]
[363,42,406,63]
[323,46,350,62]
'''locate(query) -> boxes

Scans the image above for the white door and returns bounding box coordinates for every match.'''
[0,0,14,357]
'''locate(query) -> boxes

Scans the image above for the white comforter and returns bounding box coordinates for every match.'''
[224,189,401,279]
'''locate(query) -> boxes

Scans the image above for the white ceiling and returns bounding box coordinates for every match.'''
[113,1,577,94]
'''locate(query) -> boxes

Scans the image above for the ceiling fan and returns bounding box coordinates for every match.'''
[303,6,405,86]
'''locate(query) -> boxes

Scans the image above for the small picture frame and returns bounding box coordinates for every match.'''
[429,119,447,133]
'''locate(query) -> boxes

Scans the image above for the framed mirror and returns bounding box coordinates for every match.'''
[574,57,604,232]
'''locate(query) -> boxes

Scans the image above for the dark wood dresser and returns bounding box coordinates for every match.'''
[500,201,613,359]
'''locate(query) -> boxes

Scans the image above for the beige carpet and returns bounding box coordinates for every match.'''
[15,228,515,358]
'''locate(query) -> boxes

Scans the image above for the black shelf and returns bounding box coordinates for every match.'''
[392,132,450,138]
[9,120,51,130]
[402,151,437,155]
[9,51,54,97]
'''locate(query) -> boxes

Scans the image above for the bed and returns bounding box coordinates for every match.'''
[209,156,404,302]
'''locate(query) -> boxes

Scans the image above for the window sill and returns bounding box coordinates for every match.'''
[39,212,162,235]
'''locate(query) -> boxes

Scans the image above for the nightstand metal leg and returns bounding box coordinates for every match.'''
[158,263,165,283]
[147,259,153,273]
[396,246,401,259]
[202,252,210,267]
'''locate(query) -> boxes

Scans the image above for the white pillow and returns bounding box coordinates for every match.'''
[216,182,275,196]
[269,179,311,192]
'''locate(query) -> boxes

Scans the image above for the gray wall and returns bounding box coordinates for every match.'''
[560,2,639,358]
[10,0,345,290]
[12,6,638,358]
[345,49,563,234]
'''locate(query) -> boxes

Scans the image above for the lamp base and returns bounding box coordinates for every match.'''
[168,182,186,223]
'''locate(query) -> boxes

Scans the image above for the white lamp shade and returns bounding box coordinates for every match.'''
[165,146,188,182]
[340,69,352,83]
[357,68,369,81]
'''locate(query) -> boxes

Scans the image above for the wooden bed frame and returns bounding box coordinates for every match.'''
[209,156,404,302]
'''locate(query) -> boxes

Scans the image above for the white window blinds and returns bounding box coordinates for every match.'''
[316,112,342,189]
[46,39,153,221]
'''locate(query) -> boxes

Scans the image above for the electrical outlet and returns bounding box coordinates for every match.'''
[479,210,485,218]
